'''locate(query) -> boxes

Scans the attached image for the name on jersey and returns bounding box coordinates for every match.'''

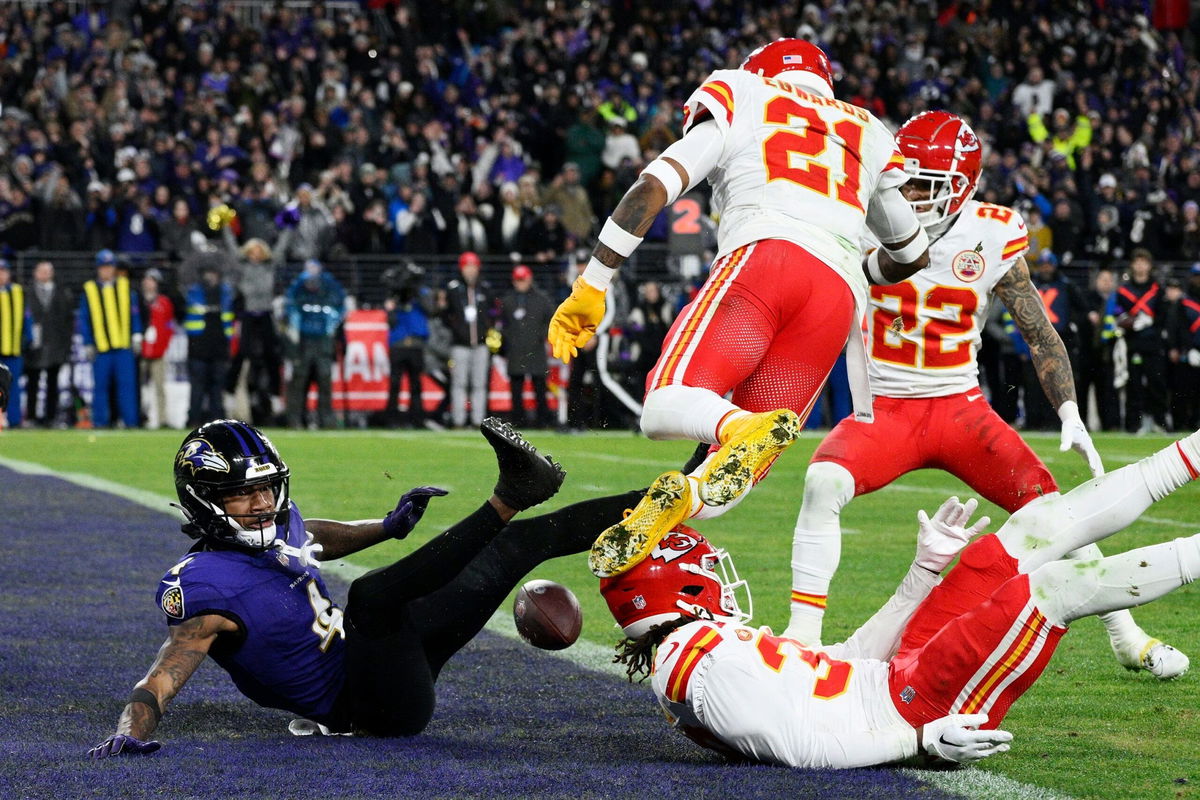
[758,76,869,122]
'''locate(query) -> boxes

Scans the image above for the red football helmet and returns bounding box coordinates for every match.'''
[741,38,834,98]
[600,525,752,639]
[895,110,983,232]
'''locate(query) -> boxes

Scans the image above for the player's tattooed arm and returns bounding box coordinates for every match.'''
[994,256,1077,409]
[115,614,230,740]
[592,158,687,269]
[306,518,388,560]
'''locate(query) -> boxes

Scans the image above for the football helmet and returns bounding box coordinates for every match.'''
[895,110,983,235]
[600,525,752,638]
[173,419,290,549]
[741,38,834,98]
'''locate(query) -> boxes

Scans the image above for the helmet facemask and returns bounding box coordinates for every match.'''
[183,470,290,550]
[680,546,753,626]
[901,166,975,238]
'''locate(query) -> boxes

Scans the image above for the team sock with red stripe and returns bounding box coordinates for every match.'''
[1141,431,1200,502]
[640,385,742,444]
[784,462,856,645]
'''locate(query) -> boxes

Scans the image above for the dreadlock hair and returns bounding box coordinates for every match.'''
[613,616,698,682]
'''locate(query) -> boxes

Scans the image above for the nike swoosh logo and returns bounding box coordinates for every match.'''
[967,394,984,402]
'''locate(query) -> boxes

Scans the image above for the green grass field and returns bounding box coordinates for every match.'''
[1,427,1196,800]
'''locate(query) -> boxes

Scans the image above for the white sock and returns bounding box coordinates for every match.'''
[641,385,742,443]
[1065,542,1148,647]
[784,462,856,644]
[1031,534,1200,625]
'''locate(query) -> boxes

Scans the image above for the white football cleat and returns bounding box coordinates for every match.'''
[1112,637,1190,680]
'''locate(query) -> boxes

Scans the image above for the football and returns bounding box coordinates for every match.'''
[513,579,583,650]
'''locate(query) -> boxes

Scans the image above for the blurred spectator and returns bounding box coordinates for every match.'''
[285,259,346,429]
[486,182,529,257]
[383,262,432,429]
[139,268,175,429]
[564,108,606,188]
[280,184,335,262]
[1164,277,1189,431]
[543,162,595,243]
[26,261,73,428]
[80,250,142,429]
[601,117,641,172]
[519,205,567,266]
[1172,265,1200,431]
[225,237,285,427]
[1083,267,1122,431]
[38,173,86,250]
[0,259,31,427]
[1181,202,1200,262]
[1026,251,1087,430]
[183,262,235,427]
[1,185,38,252]
[158,198,203,261]
[626,281,673,392]
[499,265,554,428]
[443,251,493,429]
[1115,249,1169,433]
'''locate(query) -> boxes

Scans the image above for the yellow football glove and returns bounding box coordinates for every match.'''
[548,277,606,363]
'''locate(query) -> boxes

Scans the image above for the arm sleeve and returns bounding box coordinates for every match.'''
[824,565,941,661]
[654,119,725,193]
[865,185,922,245]
[785,724,919,768]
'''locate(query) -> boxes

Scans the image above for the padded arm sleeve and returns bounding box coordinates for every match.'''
[865,185,922,246]
[656,119,725,194]
[825,565,940,662]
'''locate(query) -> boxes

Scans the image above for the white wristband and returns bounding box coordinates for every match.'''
[598,217,643,259]
[883,225,930,265]
[866,249,888,285]
[1057,399,1082,424]
[581,256,616,292]
[640,159,685,205]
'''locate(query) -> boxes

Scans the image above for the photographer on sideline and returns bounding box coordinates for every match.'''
[383,262,434,428]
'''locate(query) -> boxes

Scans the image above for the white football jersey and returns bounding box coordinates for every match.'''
[866,200,1030,398]
[651,621,915,769]
[683,69,908,299]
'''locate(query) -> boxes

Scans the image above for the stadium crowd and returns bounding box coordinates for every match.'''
[0,0,1198,433]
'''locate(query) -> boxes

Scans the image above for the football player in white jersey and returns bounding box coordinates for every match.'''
[602,431,1200,769]
[547,39,932,579]
[783,111,1187,679]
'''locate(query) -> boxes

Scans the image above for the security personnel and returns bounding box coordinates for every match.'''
[183,262,236,427]
[80,249,143,428]
[0,258,32,427]
[1114,248,1168,433]
[284,259,346,429]
[1027,250,1086,430]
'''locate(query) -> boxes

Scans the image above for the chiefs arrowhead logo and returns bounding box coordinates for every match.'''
[955,127,980,155]
[650,530,701,563]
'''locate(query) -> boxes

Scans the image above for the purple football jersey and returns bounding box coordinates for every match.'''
[155,502,347,720]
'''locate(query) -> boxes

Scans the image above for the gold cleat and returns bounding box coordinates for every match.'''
[698,409,801,506]
[589,470,692,578]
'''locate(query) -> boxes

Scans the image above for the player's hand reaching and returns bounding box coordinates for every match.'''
[88,733,161,759]
[548,277,606,363]
[382,486,449,540]
[1058,400,1104,478]
[915,496,990,573]
[921,713,1012,764]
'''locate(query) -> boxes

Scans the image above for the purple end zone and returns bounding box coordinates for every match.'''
[0,465,952,799]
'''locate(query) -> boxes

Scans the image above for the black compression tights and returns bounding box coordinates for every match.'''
[339,491,642,736]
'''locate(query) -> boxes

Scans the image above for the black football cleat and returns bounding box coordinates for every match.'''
[481,417,566,511]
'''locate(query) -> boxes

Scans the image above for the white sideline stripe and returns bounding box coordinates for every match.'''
[0,454,1072,800]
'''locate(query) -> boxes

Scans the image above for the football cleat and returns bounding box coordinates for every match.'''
[698,410,801,506]
[589,471,692,578]
[1112,637,1190,680]
[481,417,565,511]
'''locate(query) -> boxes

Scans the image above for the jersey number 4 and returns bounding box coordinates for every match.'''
[755,631,853,700]
[761,96,866,211]
[871,282,980,369]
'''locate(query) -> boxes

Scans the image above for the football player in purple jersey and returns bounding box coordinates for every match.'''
[90,418,639,757]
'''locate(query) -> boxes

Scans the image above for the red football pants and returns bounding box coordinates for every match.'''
[888,534,1067,729]
[646,240,855,418]
[811,391,1058,513]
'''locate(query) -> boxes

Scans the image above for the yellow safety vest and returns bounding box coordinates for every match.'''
[0,284,24,356]
[83,276,132,352]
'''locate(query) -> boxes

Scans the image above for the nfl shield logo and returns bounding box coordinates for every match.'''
[900,685,916,704]
[632,595,647,610]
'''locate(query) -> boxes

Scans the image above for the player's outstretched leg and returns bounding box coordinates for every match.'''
[696,409,802,506]
[589,470,692,577]
[481,417,566,511]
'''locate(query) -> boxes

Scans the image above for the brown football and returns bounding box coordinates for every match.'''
[513,579,583,650]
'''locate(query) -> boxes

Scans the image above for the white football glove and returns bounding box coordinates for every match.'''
[915,496,989,573]
[1187,349,1200,368]
[922,713,1012,764]
[1058,400,1104,478]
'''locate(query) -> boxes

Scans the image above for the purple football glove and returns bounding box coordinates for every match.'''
[382,486,449,539]
[88,734,162,759]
